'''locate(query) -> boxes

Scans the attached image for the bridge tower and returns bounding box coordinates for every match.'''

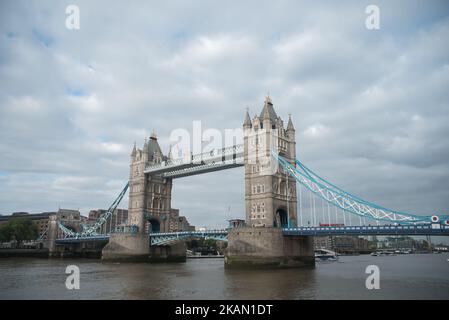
[103,132,185,261]
[128,131,173,234]
[243,95,298,228]
[225,96,314,268]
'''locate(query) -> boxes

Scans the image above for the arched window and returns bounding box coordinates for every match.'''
[280,182,286,195]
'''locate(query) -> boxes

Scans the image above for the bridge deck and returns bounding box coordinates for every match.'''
[144,145,244,178]
[282,225,449,236]
[55,225,449,244]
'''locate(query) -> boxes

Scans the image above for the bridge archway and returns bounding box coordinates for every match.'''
[148,218,160,233]
[275,208,288,228]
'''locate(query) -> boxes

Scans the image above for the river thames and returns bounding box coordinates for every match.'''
[0,253,448,299]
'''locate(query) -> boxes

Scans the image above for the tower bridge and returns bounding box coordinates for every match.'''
[51,96,449,266]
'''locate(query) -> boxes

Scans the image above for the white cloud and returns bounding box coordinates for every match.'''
[303,124,330,138]
[0,1,448,230]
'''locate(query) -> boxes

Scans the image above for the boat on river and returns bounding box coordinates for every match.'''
[315,248,338,261]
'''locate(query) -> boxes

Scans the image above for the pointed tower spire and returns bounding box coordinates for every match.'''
[243,107,252,128]
[287,113,295,132]
[262,96,271,120]
[167,144,173,161]
[150,129,157,140]
[131,141,137,156]
[259,94,277,123]
[266,93,272,104]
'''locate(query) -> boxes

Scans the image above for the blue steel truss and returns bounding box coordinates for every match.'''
[149,230,228,246]
[273,151,449,225]
[148,225,449,245]
[55,235,110,244]
[282,224,449,236]
[144,144,244,178]
[58,182,129,238]
[56,146,449,240]
[55,224,449,243]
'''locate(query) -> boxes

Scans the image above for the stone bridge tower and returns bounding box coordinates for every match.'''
[226,96,314,268]
[128,131,173,234]
[243,96,298,228]
[103,131,185,261]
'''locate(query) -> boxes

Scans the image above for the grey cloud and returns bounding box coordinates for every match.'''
[0,1,448,230]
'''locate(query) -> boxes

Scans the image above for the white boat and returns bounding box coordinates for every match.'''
[315,248,338,261]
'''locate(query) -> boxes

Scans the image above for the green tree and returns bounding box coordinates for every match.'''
[0,217,38,244]
[0,224,9,242]
[203,238,217,249]
[422,240,431,251]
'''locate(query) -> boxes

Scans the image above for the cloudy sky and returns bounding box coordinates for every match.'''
[1,1,448,231]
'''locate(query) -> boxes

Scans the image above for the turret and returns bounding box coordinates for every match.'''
[287,114,295,133]
[167,144,173,161]
[260,95,278,130]
[131,142,137,158]
[243,108,252,129]
[286,114,296,160]
[147,130,163,164]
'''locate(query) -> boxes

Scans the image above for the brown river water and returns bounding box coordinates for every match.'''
[0,253,448,299]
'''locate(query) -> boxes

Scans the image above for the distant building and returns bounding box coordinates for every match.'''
[166,208,195,232]
[0,212,53,239]
[333,236,372,253]
[87,208,128,234]
[314,236,335,250]
[0,209,82,240]
[228,219,246,229]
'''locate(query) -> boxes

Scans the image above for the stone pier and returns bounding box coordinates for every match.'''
[102,233,186,262]
[224,97,315,268]
[225,227,314,268]
[102,233,150,262]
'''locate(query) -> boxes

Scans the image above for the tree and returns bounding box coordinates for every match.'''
[0,224,9,242]
[0,217,38,244]
[422,240,431,251]
[203,238,217,249]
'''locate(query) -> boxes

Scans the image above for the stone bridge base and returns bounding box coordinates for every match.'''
[102,233,186,262]
[149,242,186,262]
[50,241,107,258]
[102,233,150,262]
[225,227,315,268]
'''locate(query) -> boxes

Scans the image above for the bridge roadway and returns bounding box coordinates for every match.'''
[54,224,449,245]
[144,144,244,178]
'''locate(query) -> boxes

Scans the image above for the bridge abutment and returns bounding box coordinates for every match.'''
[102,233,187,262]
[102,233,150,262]
[149,242,186,262]
[225,227,315,268]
